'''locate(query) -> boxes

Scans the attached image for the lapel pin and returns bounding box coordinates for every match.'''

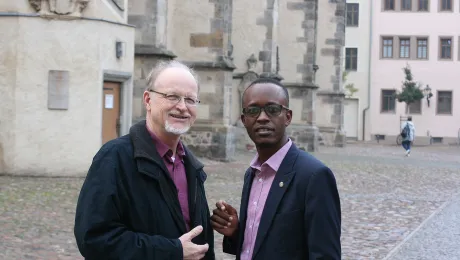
[279,182,284,188]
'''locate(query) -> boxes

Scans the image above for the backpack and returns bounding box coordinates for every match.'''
[401,123,410,138]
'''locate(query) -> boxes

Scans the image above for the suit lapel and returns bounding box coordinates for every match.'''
[252,145,299,259]
[237,168,255,255]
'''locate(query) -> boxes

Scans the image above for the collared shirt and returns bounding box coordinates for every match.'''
[146,126,190,231]
[240,139,293,260]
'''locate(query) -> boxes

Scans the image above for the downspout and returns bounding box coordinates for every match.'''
[362,0,373,141]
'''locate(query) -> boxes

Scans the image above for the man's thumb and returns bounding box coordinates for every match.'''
[187,225,203,240]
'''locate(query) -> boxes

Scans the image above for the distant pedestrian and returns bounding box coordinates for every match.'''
[401,116,415,156]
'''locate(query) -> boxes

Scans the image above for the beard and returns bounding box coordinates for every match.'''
[164,120,191,135]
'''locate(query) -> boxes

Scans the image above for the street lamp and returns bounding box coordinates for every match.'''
[424,84,433,107]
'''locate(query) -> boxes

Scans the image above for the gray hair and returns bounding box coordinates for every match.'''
[145,60,200,91]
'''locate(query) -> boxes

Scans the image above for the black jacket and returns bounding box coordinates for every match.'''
[223,144,341,259]
[74,120,215,259]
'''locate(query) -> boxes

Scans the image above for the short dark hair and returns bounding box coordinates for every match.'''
[408,116,412,121]
[242,77,290,107]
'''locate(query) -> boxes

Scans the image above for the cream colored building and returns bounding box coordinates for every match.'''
[343,0,372,141]
[0,0,346,175]
[0,0,135,175]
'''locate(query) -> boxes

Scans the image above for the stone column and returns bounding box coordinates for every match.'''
[128,0,176,124]
[257,0,283,80]
[315,0,347,147]
[168,0,236,161]
[286,84,319,152]
[269,0,321,152]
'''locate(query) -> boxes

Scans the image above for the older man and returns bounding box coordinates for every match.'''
[74,61,214,260]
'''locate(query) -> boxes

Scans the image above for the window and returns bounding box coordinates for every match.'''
[437,91,452,114]
[384,0,395,10]
[407,99,422,114]
[345,48,358,70]
[346,3,359,26]
[440,0,452,11]
[418,0,429,10]
[417,38,428,59]
[381,89,396,113]
[382,37,394,58]
[401,0,412,10]
[399,38,410,58]
[440,38,452,59]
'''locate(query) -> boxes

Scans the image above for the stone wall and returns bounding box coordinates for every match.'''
[128,0,175,123]
[231,0,322,153]
[128,0,347,160]
[315,0,347,147]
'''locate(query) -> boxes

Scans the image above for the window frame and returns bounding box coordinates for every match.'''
[416,37,428,59]
[381,89,397,113]
[436,90,453,115]
[384,0,395,10]
[418,0,429,11]
[407,99,422,114]
[346,3,359,27]
[401,0,412,10]
[439,37,453,60]
[439,0,453,11]
[345,47,358,71]
[382,37,394,58]
[399,37,411,58]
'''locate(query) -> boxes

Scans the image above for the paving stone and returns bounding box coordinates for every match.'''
[0,144,459,259]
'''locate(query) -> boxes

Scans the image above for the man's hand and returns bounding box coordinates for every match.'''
[210,200,239,237]
[179,225,209,260]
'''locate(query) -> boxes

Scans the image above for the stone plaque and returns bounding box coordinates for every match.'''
[48,70,69,110]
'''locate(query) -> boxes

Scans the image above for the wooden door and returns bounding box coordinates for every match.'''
[102,82,121,144]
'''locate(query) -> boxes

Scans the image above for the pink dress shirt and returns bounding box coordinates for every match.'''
[240,139,293,260]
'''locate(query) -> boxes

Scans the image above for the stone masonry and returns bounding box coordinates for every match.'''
[256,0,277,76]
[288,0,317,83]
[127,0,346,160]
[180,0,237,161]
[316,0,347,147]
[231,0,323,152]
[128,0,176,123]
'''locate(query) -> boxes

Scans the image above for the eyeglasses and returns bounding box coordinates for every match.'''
[242,104,290,118]
[148,89,200,106]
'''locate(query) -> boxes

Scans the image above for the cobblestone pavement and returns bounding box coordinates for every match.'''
[384,192,460,260]
[1,144,459,260]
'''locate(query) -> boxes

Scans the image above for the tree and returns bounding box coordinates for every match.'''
[342,71,359,98]
[395,64,424,114]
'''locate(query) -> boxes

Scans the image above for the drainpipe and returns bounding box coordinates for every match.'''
[362,0,373,141]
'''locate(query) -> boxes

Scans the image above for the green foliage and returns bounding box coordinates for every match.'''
[342,71,359,98]
[345,84,359,98]
[394,64,424,109]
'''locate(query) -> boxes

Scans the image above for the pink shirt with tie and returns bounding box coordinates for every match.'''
[240,139,292,260]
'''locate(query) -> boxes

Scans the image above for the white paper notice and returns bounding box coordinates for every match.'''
[105,94,114,109]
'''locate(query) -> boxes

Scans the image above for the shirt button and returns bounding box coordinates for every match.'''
[250,225,253,228]
[253,201,257,205]
[258,178,263,182]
